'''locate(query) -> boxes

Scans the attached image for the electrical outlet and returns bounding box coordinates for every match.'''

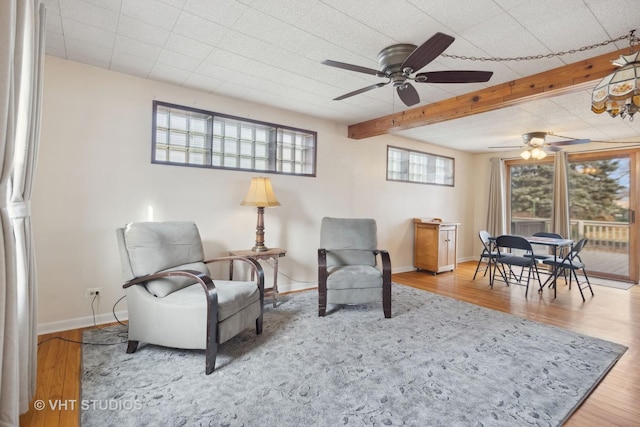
[85,287,103,299]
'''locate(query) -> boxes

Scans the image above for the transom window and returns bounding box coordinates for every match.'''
[152,101,316,176]
[386,146,454,186]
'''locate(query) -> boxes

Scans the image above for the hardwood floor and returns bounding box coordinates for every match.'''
[20,261,640,426]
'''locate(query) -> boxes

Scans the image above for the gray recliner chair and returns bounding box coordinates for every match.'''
[116,221,264,374]
[318,217,391,318]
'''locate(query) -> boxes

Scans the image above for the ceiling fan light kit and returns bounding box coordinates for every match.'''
[490,132,591,160]
[323,32,493,107]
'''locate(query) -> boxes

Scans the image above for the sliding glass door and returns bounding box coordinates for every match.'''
[507,150,639,283]
[567,150,638,282]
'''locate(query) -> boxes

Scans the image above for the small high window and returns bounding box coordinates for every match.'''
[387,146,454,186]
[152,101,316,176]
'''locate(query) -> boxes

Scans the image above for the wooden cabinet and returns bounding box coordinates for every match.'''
[413,219,460,274]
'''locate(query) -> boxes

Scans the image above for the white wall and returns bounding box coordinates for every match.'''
[34,56,483,333]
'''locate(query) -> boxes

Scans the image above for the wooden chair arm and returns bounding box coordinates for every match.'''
[204,256,265,298]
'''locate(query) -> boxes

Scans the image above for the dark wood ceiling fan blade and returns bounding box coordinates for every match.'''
[333,82,388,100]
[415,70,493,83]
[401,32,455,73]
[396,83,420,106]
[322,60,381,76]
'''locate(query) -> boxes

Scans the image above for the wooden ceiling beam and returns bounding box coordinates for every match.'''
[347,47,631,140]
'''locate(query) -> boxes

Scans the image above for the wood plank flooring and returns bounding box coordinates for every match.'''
[20,261,640,426]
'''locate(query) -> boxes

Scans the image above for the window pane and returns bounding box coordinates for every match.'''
[170,112,187,130]
[224,139,238,154]
[387,146,453,186]
[509,163,553,235]
[156,129,168,145]
[169,131,187,146]
[212,137,222,153]
[152,101,316,176]
[255,142,267,158]
[156,109,169,128]
[169,149,186,163]
[155,148,167,161]
[241,126,253,140]
[239,157,253,169]
[255,159,267,170]
[240,141,253,156]
[190,134,205,148]
[189,152,206,164]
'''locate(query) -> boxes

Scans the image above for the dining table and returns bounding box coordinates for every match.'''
[488,234,574,297]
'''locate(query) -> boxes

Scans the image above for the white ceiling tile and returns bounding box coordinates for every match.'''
[164,33,213,59]
[43,0,640,152]
[172,12,229,46]
[241,0,318,25]
[148,62,191,85]
[61,18,116,49]
[110,51,155,77]
[117,15,170,47]
[160,0,188,7]
[408,0,505,32]
[45,33,67,58]
[321,0,441,42]
[64,37,112,68]
[585,0,640,37]
[113,35,162,61]
[183,72,223,93]
[42,0,61,16]
[156,49,202,72]
[297,3,395,59]
[82,0,122,13]
[183,0,247,27]
[121,0,180,30]
[46,13,64,35]
[59,0,119,32]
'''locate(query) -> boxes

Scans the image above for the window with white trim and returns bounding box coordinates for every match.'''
[387,146,454,186]
[153,101,316,176]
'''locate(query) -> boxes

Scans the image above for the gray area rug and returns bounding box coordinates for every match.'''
[81,285,626,426]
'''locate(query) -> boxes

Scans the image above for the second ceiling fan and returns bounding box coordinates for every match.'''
[323,32,493,107]
[489,132,591,159]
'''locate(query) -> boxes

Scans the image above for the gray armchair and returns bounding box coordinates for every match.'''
[318,217,391,318]
[116,221,264,374]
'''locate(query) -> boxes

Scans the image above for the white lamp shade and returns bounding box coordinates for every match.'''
[241,177,281,207]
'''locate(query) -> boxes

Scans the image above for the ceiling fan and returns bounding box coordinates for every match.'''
[322,32,493,107]
[489,132,591,160]
[491,132,591,150]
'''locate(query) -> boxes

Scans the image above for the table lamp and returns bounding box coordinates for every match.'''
[241,177,280,252]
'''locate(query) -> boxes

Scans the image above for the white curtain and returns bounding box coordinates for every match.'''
[0,0,45,424]
[486,157,507,236]
[552,151,571,238]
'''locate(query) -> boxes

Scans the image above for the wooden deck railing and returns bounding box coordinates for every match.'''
[511,218,629,253]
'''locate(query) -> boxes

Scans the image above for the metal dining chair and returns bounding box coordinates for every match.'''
[542,238,594,301]
[492,235,543,297]
[525,232,563,261]
[472,230,498,280]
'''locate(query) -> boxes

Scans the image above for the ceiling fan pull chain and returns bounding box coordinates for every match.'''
[442,31,637,62]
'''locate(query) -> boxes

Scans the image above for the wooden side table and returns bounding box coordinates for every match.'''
[228,248,286,307]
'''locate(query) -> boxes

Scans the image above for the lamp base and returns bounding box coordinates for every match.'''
[252,245,269,252]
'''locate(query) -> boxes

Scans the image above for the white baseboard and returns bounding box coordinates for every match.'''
[38,264,466,335]
[38,311,129,335]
